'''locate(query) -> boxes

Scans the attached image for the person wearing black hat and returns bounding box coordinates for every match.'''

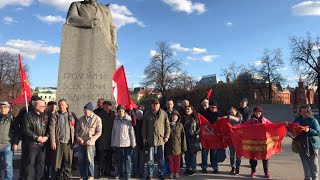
[238,97,252,124]
[76,102,102,180]
[95,100,116,178]
[243,106,272,178]
[111,105,136,180]
[16,95,42,179]
[201,100,221,174]
[142,98,170,180]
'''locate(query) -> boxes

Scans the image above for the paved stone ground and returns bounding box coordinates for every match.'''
[9,137,314,180]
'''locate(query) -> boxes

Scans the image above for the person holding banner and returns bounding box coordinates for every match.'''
[226,107,242,175]
[293,104,320,180]
[183,105,201,176]
[243,106,272,178]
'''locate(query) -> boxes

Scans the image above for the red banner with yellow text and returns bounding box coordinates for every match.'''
[229,123,286,160]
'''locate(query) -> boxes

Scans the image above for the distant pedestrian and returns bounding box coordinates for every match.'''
[76,102,102,180]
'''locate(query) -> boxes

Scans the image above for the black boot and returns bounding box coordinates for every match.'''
[229,167,235,175]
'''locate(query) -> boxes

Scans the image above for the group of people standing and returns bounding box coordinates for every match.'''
[0,95,319,180]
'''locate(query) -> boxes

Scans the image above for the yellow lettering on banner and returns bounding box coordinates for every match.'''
[242,136,280,151]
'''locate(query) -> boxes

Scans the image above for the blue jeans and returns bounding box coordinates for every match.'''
[147,145,165,177]
[78,145,95,178]
[115,147,133,177]
[201,148,218,170]
[299,149,319,180]
[185,150,197,171]
[0,145,13,180]
[229,146,241,168]
[133,146,144,176]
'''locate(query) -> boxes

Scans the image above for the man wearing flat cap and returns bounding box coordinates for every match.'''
[76,102,102,180]
[142,98,170,180]
[0,101,18,180]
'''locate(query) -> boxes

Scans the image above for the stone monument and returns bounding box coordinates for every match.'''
[56,0,117,116]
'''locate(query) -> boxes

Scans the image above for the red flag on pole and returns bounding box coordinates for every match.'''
[112,65,130,106]
[206,89,212,99]
[10,54,32,105]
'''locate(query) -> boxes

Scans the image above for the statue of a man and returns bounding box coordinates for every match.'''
[66,0,117,54]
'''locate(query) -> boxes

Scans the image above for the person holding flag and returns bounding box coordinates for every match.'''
[243,106,272,178]
[293,104,320,180]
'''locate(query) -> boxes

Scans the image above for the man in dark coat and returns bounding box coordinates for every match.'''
[237,98,252,124]
[95,101,116,178]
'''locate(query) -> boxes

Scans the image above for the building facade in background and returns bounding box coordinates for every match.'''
[34,87,57,103]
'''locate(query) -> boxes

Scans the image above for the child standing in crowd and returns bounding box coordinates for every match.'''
[226,107,242,175]
[243,106,272,178]
[165,112,187,179]
[183,105,200,176]
[132,110,145,178]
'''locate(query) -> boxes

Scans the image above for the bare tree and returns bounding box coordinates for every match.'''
[174,72,196,91]
[289,33,320,115]
[143,41,182,100]
[0,51,29,101]
[221,62,246,82]
[253,48,285,101]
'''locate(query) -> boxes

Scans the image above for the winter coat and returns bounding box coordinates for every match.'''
[50,111,77,146]
[0,114,17,149]
[95,110,116,150]
[183,115,200,153]
[76,113,102,145]
[165,122,187,155]
[202,109,220,124]
[134,119,144,148]
[142,109,170,147]
[238,106,252,124]
[111,114,136,147]
[242,115,272,125]
[22,109,49,144]
[293,115,320,149]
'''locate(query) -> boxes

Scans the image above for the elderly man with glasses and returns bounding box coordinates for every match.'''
[22,100,49,180]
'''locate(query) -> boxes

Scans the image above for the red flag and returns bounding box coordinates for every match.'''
[10,54,32,104]
[287,122,307,137]
[199,114,224,149]
[125,99,138,110]
[112,65,130,106]
[206,89,212,99]
[230,123,286,160]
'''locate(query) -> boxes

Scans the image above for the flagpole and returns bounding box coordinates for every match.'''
[24,90,28,113]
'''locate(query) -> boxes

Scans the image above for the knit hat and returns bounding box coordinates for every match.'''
[253,106,263,112]
[84,102,94,111]
[135,110,143,117]
[116,105,125,111]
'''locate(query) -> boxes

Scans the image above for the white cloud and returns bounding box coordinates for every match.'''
[0,0,33,8]
[225,22,233,27]
[171,43,207,54]
[3,16,18,24]
[187,55,218,62]
[291,1,320,16]
[37,0,73,11]
[161,0,206,14]
[255,60,263,66]
[110,4,145,28]
[149,50,158,57]
[0,39,60,59]
[36,15,65,24]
